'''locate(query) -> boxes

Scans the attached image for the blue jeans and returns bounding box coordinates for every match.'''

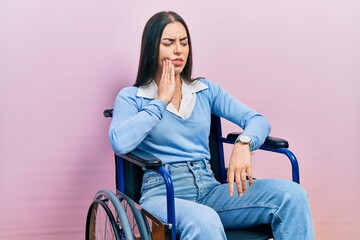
[139,160,314,240]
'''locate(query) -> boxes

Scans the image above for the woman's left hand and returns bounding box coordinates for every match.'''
[227,142,253,196]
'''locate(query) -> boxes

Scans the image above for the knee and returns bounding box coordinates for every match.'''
[285,181,308,202]
[275,180,310,210]
[196,207,224,231]
[179,206,226,240]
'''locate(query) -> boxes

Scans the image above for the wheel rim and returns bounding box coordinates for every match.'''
[86,199,120,240]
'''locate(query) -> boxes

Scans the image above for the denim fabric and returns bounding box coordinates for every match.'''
[140,160,315,240]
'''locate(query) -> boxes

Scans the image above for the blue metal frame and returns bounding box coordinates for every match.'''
[114,115,300,240]
[219,137,300,184]
[259,146,300,184]
[115,155,125,193]
[116,155,177,239]
[214,115,300,184]
[155,167,176,239]
[214,116,227,184]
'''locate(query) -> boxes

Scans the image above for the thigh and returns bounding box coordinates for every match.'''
[200,179,303,229]
[141,196,226,240]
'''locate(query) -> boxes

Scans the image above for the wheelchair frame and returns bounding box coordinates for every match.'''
[85,110,300,240]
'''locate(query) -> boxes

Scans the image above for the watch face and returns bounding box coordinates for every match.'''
[240,135,251,143]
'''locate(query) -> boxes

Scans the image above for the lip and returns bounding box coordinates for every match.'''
[172,58,184,67]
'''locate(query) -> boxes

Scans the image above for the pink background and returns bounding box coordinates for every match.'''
[0,0,359,239]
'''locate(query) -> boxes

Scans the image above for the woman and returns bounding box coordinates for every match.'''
[109,11,314,239]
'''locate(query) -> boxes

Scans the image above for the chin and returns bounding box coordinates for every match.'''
[175,68,184,75]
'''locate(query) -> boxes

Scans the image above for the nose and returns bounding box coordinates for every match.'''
[174,42,182,54]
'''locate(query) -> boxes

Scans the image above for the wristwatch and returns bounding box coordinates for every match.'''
[235,135,252,145]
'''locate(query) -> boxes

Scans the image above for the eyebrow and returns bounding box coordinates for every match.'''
[162,37,188,41]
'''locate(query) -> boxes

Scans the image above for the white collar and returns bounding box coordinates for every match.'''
[136,79,208,99]
[137,79,208,119]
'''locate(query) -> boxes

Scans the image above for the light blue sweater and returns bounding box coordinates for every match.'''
[109,78,271,164]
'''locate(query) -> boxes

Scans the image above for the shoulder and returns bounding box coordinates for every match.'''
[191,77,222,94]
[115,86,140,101]
[114,86,141,105]
[118,86,139,97]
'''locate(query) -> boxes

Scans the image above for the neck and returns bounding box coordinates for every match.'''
[175,75,182,87]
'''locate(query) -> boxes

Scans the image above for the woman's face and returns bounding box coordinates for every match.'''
[157,21,189,76]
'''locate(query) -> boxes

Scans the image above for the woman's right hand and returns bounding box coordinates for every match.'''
[156,59,175,105]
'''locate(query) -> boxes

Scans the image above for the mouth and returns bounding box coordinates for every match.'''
[172,58,184,67]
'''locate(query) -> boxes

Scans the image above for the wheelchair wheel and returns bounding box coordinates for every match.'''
[86,199,120,240]
[117,191,152,240]
[86,189,134,240]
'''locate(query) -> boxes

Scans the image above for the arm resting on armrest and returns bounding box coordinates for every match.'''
[227,132,289,149]
[121,148,163,169]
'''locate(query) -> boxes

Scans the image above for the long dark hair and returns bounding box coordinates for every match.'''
[134,11,193,87]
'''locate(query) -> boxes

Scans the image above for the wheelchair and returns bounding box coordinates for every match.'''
[85,109,300,240]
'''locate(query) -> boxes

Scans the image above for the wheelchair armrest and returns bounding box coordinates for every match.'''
[226,132,289,149]
[121,148,163,169]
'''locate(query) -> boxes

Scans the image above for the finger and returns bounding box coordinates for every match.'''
[164,60,169,80]
[167,60,172,80]
[247,168,253,187]
[235,170,242,196]
[241,170,247,194]
[170,62,175,81]
[227,170,234,197]
[161,60,166,81]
